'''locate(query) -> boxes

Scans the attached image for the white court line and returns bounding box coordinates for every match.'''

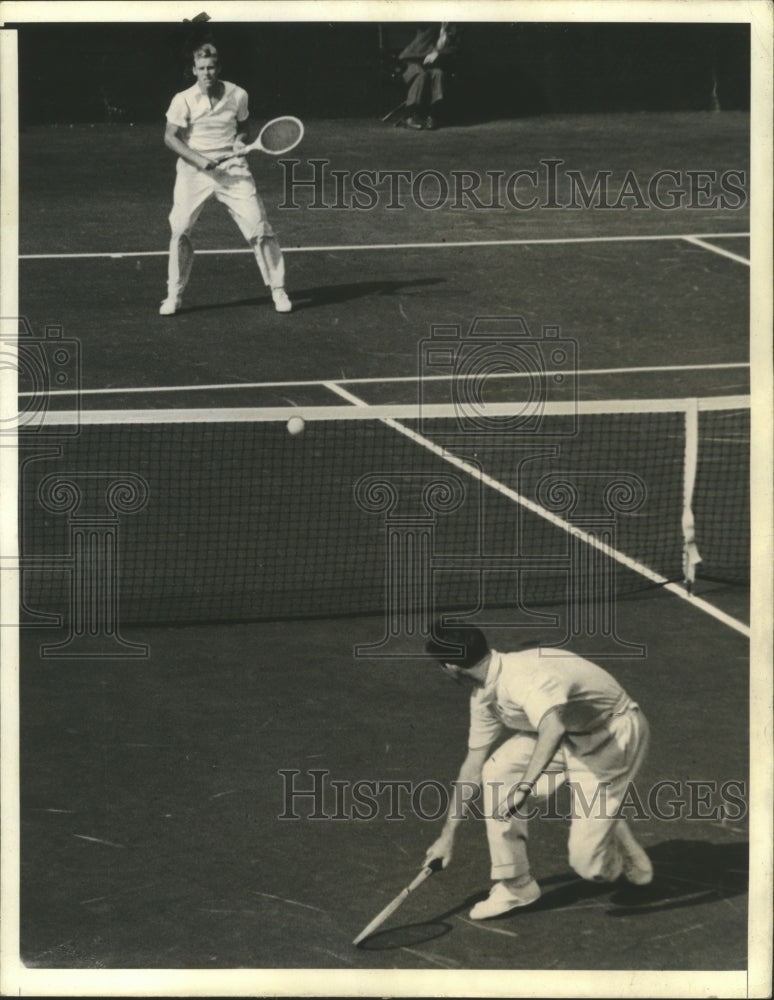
[18,231,750,261]
[322,381,751,639]
[72,834,125,849]
[247,890,327,913]
[456,916,522,938]
[17,361,750,398]
[33,395,751,424]
[398,947,460,969]
[682,235,751,266]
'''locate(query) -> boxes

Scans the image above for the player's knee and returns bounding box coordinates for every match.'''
[169,221,194,242]
[249,222,276,243]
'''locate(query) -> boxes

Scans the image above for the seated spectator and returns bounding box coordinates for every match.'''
[398,23,459,129]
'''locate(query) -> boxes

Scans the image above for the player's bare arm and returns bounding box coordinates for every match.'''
[495,708,567,821]
[163,122,217,171]
[424,744,491,868]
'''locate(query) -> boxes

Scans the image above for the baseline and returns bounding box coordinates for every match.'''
[18,361,750,399]
[19,231,751,261]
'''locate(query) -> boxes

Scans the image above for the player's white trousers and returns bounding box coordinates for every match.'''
[482,705,650,883]
[166,159,285,300]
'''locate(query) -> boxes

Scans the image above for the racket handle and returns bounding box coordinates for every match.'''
[406,864,435,891]
[352,861,440,946]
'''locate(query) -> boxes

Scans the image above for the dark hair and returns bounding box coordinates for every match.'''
[193,43,219,64]
[425,622,489,669]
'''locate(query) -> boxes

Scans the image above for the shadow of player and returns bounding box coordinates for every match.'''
[355,893,482,951]
[358,839,747,947]
[520,838,747,916]
[605,838,748,916]
[180,277,445,314]
[289,276,446,310]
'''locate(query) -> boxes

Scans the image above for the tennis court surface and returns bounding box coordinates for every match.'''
[16,109,752,975]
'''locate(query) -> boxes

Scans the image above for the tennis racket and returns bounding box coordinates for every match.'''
[215,115,304,163]
[352,858,442,946]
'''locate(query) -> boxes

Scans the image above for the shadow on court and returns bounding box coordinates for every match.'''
[178,276,445,314]
[607,838,748,914]
[356,894,480,951]
[354,880,609,952]
[356,839,748,950]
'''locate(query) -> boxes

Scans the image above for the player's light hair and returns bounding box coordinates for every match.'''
[425,621,489,669]
[192,43,219,64]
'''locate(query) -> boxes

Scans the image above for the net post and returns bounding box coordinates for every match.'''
[681,397,702,592]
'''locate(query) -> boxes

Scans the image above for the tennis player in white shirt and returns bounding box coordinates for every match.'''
[160,44,292,316]
[424,623,653,919]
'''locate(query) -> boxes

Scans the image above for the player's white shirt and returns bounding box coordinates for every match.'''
[166,80,249,155]
[467,648,634,750]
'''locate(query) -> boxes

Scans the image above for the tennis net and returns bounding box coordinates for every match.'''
[19,395,749,627]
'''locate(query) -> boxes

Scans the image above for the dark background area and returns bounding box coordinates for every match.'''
[12,21,750,126]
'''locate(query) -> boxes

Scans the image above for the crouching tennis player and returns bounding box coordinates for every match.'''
[160,43,291,315]
[424,622,653,919]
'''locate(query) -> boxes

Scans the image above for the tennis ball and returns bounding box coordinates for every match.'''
[287,416,305,436]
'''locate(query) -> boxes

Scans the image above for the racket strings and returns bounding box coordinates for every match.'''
[260,117,303,154]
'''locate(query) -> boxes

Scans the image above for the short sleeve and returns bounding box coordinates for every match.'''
[236,88,249,123]
[166,92,189,129]
[468,689,506,750]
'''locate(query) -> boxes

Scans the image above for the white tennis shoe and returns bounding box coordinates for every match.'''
[469,878,541,919]
[159,296,181,316]
[272,288,293,313]
[616,822,653,885]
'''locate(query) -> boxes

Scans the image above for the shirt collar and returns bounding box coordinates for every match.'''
[190,81,231,105]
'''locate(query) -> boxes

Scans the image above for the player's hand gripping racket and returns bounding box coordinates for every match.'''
[215,115,304,164]
[352,858,443,946]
